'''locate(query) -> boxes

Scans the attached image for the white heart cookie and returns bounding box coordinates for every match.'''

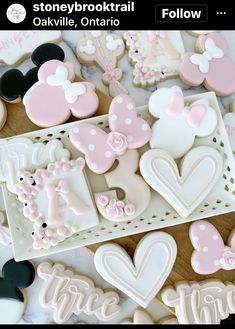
[94,232,177,308]
[140,147,223,218]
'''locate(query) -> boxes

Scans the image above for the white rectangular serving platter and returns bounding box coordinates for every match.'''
[2,91,235,261]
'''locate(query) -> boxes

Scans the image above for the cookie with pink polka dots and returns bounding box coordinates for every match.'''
[69,94,151,174]
[190,220,235,275]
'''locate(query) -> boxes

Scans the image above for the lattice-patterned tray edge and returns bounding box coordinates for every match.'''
[2,91,235,261]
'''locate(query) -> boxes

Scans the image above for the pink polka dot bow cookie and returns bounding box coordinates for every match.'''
[69,94,152,174]
[190,220,235,275]
[23,59,99,127]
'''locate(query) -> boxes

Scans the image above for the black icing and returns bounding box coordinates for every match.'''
[0,43,65,102]
[0,259,35,302]
[221,314,235,324]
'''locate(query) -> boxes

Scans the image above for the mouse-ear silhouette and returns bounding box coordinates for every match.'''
[31,43,65,67]
[1,259,35,292]
[0,43,65,102]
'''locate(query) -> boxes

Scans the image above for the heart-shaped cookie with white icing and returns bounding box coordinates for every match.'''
[94,231,177,307]
[140,146,223,218]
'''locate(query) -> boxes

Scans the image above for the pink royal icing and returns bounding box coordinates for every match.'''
[180,33,235,95]
[69,94,151,174]
[166,89,206,128]
[15,158,99,249]
[190,220,235,274]
[23,60,99,127]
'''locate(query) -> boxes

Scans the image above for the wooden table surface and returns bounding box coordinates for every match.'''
[1,76,235,307]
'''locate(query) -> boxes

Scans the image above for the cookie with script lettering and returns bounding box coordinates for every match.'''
[0,31,61,66]
[37,261,121,323]
[0,259,35,324]
[161,279,235,324]
[180,32,235,95]
[76,31,127,97]
[124,31,184,87]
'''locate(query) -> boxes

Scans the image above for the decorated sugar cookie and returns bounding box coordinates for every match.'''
[69,94,151,174]
[124,31,184,87]
[0,31,61,66]
[0,43,65,103]
[190,220,235,274]
[0,211,11,246]
[15,158,99,249]
[37,261,121,323]
[94,150,151,222]
[148,86,218,159]
[224,101,235,152]
[161,279,235,324]
[0,137,70,194]
[94,231,177,308]
[23,59,99,127]
[0,259,35,324]
[76,31,127,97]
[120,309,178,324]
[187,30,217,36]
[179,32,235,96]
[140,147,223,218]
[0,99,7,130]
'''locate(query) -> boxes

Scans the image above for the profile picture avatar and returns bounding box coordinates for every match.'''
[6,3,26,23]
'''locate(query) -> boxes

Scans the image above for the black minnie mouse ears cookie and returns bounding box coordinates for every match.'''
[0,258,35,324]
[0,43,65,103]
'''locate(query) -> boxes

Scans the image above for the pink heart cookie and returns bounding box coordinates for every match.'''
[190,220,235,274]
[23,59,99,127]
[69,94,151,174]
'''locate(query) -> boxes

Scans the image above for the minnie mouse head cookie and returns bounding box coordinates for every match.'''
[23,59,99,127]
[0,43,65,103]
[0,259,35,324]
[149,86,218,159]
[180,32,235,96]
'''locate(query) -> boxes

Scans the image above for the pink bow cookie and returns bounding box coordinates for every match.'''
[69,94,151,174]
[180,33,235,96]
[23,59,99,127]
[190,220,235,274]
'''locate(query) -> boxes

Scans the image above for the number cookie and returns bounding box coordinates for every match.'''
[23,59,99,127]
[94,150,151,222]
[76,31,127,97]
[94,232,177,308]
[15,158,99,249]
[148,86,218,159]
[0,43,65,103]
[0,259,35,324]
[140,147,223,218]
[124,31,184,87]
[0,31,61,66]
[190,220,235,274]
[37,261,121,323]
[0,137,70,194]
[69,94,151,174]
[179,32,235,96]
